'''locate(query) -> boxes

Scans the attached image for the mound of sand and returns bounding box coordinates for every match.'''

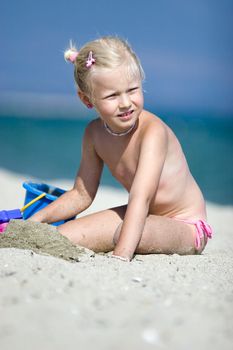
[0,219,94,262]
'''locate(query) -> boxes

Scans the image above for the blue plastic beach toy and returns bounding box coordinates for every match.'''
[22,182,74,226]
[0,191,46,232]
[0,209,22,224]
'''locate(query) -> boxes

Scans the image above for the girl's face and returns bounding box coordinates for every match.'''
[90,65,144,133]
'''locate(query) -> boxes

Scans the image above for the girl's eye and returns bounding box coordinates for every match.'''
[103,87,139,100]
[104,93,117,100]
[128,87,139,93]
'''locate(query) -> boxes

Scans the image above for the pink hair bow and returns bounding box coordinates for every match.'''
[86,51,95,68]
[64,49,79,63]
[69,51,79,63]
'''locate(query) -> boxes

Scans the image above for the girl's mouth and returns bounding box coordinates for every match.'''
[118,110,134,120]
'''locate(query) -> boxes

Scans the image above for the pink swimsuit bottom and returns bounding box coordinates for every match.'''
[174,219,213,250]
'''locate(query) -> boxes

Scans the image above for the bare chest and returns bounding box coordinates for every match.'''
[95,136,140,190]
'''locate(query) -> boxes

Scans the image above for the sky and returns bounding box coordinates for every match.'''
[0,0,233,115]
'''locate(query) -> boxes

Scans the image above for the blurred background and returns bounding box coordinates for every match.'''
[0,0,232,204]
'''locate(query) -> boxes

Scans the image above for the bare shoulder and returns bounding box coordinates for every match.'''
[139,110,168,144]
[85,118,101,135]
[83,118,103,145]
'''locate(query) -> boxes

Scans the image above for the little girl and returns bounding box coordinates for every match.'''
[30,36,212,261]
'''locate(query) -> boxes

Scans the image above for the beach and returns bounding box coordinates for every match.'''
[0,168,233,350]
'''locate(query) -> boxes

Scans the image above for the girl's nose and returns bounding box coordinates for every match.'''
[119,94,131,109]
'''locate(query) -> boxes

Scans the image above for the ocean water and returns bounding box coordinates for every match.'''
[0,113,232,205]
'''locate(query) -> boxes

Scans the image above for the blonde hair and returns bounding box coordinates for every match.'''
[64,36,145,99]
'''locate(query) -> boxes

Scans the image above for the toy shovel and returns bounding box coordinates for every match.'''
[0,193,46,232]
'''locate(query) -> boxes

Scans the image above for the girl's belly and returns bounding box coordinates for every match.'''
[149,179,207,220]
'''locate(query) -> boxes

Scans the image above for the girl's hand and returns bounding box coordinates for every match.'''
[111,254,131,262]
[112,245,134,261]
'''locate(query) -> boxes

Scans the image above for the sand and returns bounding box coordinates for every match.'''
[0,168,233,350]
[0,220,95,262]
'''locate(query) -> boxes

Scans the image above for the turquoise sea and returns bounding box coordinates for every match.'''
[0,112,232,205]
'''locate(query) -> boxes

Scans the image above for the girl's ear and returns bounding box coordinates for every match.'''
[77,90,93,109]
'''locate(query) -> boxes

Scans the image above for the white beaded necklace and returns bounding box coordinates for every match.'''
[103,121,136,137]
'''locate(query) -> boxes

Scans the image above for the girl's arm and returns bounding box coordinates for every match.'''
[113,122,168,260]
[30,123,103,224]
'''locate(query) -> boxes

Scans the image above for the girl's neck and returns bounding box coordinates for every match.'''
[103,121,137,137]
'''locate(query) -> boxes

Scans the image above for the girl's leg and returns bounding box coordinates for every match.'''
[114,215,206,255]
[58,205,127,252]
[58,205,206,255]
